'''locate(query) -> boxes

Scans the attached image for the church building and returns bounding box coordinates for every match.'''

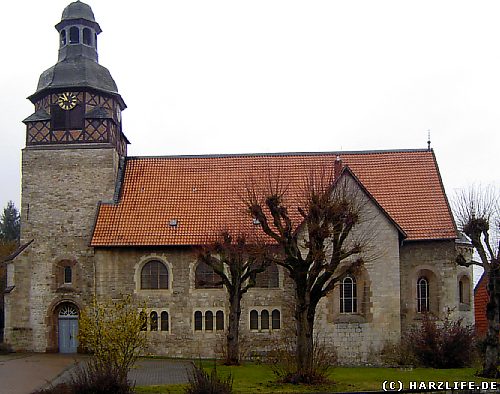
[4,1,473,363]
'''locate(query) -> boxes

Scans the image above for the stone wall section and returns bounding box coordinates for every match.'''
[4,146,120,351]
[399,240,474,335]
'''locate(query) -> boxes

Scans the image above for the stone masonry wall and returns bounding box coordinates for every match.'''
[399,240,474,335]
[4,146,120,351]
[93,175,403,363]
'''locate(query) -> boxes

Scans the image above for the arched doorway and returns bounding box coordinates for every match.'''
[58,303,79,353]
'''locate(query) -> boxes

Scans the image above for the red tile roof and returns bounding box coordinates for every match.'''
[474,272,488,337]
[91,149,458,246]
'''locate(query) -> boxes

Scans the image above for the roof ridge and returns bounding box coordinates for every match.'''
[126,148,432,160]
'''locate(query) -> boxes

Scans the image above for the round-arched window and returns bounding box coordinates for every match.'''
[141,260,169,289]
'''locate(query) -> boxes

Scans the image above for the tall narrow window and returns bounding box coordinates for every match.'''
[272,309,281,329]
[216,311,224,331]
[195,261,222,289]
[64,266,72,284]
[261,310,270,330]
[60,30,67,46]
[83,28,92,45]
[417,277,429,312]
[140,312,147,331]
[205,311,214,331]
[250,310,258,330]
[340,276,357,313]
[141,260,169,289]
[161,311,169,331]
[459,280,464,304]
[150,311,158,331]
[194,311,202,331]
[69,26,79,44]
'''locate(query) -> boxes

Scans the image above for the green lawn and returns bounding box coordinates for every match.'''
[135,363,500,394]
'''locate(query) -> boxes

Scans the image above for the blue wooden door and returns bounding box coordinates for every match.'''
[58,317,78,353]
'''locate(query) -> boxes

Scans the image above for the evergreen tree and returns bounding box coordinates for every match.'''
[0,201,20,243]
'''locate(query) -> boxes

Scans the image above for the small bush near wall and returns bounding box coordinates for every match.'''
[185,361,233,394]
[407,313,475,368]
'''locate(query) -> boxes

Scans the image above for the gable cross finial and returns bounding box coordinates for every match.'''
[427,129,431,151]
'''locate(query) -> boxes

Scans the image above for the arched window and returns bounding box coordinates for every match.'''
[150,311,158,331]
[216,311,224,331]
[261,310,270,330]
[250,310,258,330]
[205,311,214,331]
[272,309,281,329]
[83,28,92,45]
[340,276,357,313]
[194,311,202,331]
[60,30,67,46]
[417,277,429,313]
[141,260,168,289]
[64,266,72,284]
[161,311,169,331]
[459,276,471,305]
[195,261,222,289]
[139,311,147,331]
[255,264,279,288]
[69,27,79,44]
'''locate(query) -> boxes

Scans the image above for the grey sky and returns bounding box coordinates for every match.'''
[1,0,498,217]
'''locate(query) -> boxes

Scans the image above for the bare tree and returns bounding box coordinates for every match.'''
[198,231,271,365]
[454,186,500,378]
[245,165,375,382]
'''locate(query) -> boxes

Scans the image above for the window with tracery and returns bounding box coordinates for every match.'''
[195,261,222,289]
[141,260,169,289]
[340,276,357,313]
[417,277,429,313]
[255,263,279,288]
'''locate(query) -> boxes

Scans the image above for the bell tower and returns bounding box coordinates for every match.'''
[24,0,128,154]
[4,1,128,352]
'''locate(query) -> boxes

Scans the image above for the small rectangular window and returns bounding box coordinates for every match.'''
[64,266,72,284]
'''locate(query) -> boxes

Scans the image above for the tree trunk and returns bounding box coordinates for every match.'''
[226,290,242,365]
[482,267,500,378]
[295,286,314,379]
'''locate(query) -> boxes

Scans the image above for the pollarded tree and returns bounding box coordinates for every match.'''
[454,186,499,378]
[198,231,271,365]
[245,165,376,382]
[0,201,20,244]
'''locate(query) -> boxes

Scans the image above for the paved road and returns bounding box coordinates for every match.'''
[0,353,192,394]
[0,353,80,394]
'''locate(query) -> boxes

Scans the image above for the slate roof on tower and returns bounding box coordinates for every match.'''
[91,149,457,246]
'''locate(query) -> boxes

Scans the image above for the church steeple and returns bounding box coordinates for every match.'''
[23,1,128,157]
[55,1,101,63]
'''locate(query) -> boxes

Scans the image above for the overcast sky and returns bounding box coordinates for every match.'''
[1,0,498,218]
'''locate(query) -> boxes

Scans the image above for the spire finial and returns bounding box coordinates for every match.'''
[427,129,431,151]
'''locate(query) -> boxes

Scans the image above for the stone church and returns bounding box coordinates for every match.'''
[4,1,473,362]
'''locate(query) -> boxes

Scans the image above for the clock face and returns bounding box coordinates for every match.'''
[57,92,78,110]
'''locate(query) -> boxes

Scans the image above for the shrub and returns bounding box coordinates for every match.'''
[407,313,475,368]
[70,358,135,394]
[266,330,336,384]
[78,295,146,382]
[185,361,233,394]
[380,340,417,367]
